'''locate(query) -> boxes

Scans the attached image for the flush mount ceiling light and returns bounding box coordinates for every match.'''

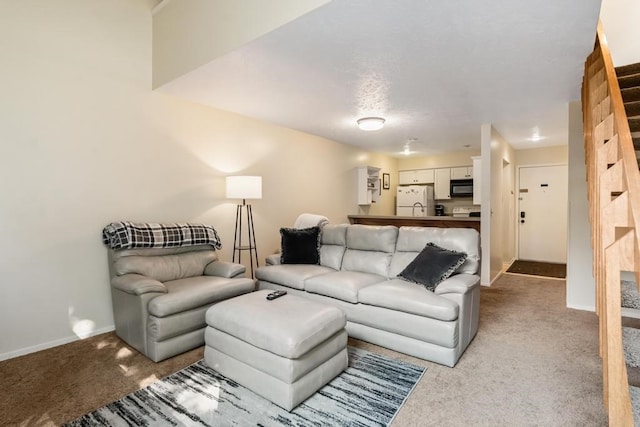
[403,137,417,155]
[357,117,385,131]
[402,138,418,156]
[528,127,543,142]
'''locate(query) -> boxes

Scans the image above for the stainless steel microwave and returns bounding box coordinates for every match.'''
[450,179,473,197]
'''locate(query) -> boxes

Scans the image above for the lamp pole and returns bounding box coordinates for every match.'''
[227,176,261,278]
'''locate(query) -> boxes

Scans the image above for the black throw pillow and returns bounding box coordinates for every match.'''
[280,226,320,265]
[399,242,467,291]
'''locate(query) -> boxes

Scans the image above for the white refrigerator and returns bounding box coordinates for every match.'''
[396,185,435,216]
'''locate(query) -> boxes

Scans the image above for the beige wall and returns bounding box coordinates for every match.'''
[0,0,395,359]
[600,0,640,67]
[152,0,329,87]
[397,150,480,170]
[480,125,515,285]
[515,145,568,166]
[566,101,595,310]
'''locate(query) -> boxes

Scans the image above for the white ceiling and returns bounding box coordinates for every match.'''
[158,0,601,157]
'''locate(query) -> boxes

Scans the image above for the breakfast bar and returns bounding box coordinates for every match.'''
[347,215,481,232]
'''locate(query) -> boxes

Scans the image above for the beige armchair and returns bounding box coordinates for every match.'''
[108,244,255,362]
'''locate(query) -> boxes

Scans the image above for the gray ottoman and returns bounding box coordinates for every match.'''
[204,290,348,411]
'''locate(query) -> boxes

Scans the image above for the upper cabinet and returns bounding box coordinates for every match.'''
[398,169,434,185]
[399,163,475,201]
[357,166,381,205]
[434,168,451,200]
[450,166,473,180]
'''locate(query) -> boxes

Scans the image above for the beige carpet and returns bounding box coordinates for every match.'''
[1,274,607,426]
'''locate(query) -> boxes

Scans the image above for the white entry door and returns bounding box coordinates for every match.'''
[518,165,568,263]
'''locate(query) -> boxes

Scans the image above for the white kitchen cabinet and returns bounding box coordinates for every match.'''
[450,166,473,180]
[416,169,434,184]
[398,169,434,185]
[472,156,481,205]
[434,168,451,200]
[357,166,381,205]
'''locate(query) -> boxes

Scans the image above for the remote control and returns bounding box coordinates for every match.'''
[266,290,287,300]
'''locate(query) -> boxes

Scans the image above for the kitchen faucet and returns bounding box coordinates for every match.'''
[412,202,425,217]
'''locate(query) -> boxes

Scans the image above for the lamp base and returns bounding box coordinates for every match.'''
[232,203,259,278]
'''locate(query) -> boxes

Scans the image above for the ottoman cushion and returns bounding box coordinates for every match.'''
[205,345,348,411]
[205,290,346,358]
[205,327,347,383]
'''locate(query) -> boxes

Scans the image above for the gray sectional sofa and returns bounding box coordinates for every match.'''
[256,224,481,367]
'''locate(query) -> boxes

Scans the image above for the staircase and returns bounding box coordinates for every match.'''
[618,62,640,164]
[582,21,640,426]
[623,278,640,424]
[619,73,640,385]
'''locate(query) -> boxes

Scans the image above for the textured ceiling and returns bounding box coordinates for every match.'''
[158,0,601,157]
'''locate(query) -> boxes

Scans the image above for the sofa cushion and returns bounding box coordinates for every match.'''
[205,290,346,359]
[280,226,320,264]
[319,224,348,270]
[348,305,458,348]
[114,251,216,282]
[399,243,467,291]
[148,276,255,317]
[390,227,480,277]
[321,245,346,271]
[346,225,398,253]
[305,271,386,303]
[358,279,459,321]
[342,250,393,277]
[256,264,335,290]
[321,224,348,246]
[340,225,397,277]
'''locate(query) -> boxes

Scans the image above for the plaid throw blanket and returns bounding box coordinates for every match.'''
[102,221,222,250]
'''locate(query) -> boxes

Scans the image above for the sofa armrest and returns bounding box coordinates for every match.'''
[435,274,480,295]
[265,254,282,265]
[111,274,167,296]
[204,260,246,278]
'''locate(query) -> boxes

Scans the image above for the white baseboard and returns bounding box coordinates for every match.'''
[488,270,504,286]
[0,325,115,362]
[502,258,516,271]
[566,303,595,313]
[481,260,516,287]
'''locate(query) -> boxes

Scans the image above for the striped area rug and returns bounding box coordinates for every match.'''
[65,347,425,426]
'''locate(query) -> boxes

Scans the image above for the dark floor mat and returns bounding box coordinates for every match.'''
[506,260,566,278]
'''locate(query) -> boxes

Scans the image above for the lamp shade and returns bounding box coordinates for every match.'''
[226,176,262,200]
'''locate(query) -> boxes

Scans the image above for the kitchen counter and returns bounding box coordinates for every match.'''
[347,215,480,232]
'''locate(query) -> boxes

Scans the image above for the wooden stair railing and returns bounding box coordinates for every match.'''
[582,21,640,426]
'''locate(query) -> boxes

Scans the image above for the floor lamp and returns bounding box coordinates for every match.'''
[226,176,261,278]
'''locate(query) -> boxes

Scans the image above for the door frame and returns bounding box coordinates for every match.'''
[514,162,568,262]
[502,158,516,269]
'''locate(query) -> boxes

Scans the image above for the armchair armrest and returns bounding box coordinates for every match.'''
[265,254,281,265]
[111,274,167,296]
[204,260,246,278]
[435,274,480,296]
